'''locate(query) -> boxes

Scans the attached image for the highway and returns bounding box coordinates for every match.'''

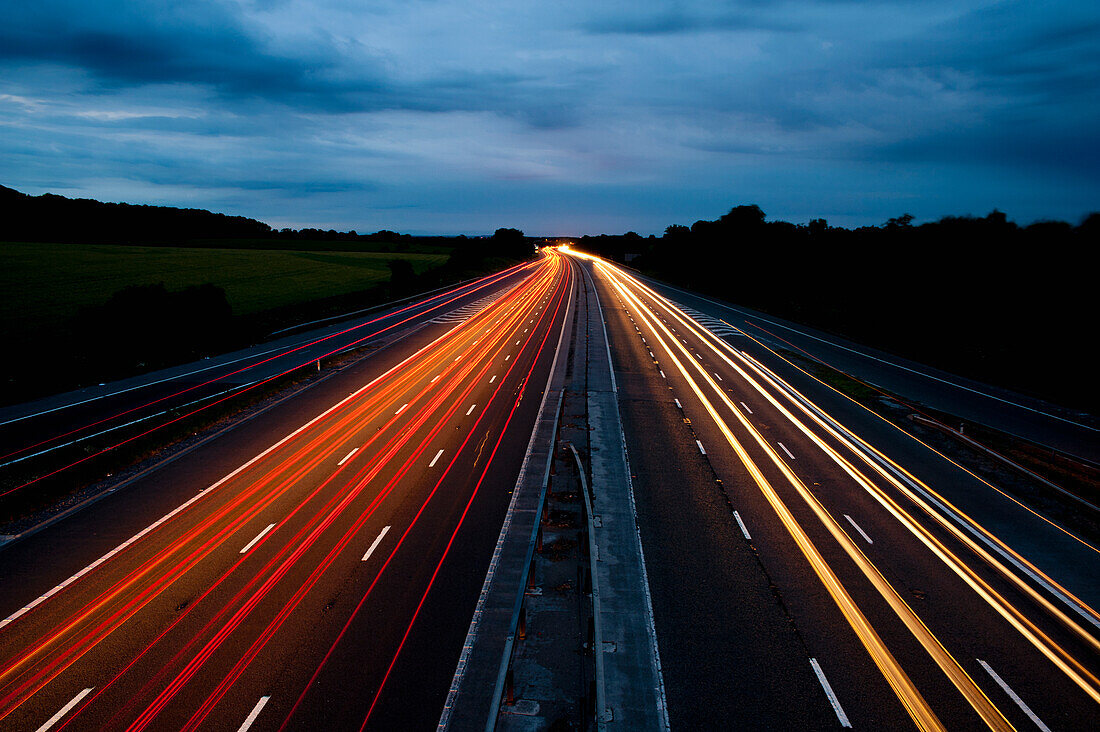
[566,249,1099,731]
[0,250,574,730]
[2,243,1097,731]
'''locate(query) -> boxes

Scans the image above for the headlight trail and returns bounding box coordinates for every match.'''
[607,262,1100,699]
[576,251,1033,731]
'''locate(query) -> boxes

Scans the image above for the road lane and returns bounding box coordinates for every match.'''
[0,251,574,730]
[572,250,1100,731]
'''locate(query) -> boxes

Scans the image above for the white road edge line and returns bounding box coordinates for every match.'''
[977,659,1051,732]
[430,449,445,467]
[844,514,873,544]
[778,442,796,460]
[35,687,93,732]
[240,523,276,554]
[337,447,358,466]
[362,526,391,562]
[733,511,752,540]
[809,658,852,728]
[237,695,271,732]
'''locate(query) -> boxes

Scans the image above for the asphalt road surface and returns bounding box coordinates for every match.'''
[569,249,1098,731]
[0,250,574,730]
[3,245,1096,731]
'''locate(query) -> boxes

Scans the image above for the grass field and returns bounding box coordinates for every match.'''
[0,241,448,339]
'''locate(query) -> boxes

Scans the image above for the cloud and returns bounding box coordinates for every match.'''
[0,0,1097,232]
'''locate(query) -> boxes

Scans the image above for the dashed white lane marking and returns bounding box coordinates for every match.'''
[395,403,408,415]
[466,404,477,416]
[236,696,271,732]
[337,447,358,466]
[977,659,1051,731]
[740,401,753,414]
[362,526,391,562]
[673,399,682,408]
[695,353,703,360]
[430,449,445,468]
[734,511,752,540]
[240,523,276,554]
[489,375,497,384]
[778,442,796,460]
[659,370,666,379]
[714,372,722,381]
[844,514,873,544]
[505,355,511,361]
[810,658,852,728]
[696,440,706,455]
[35,687,93,732]
[515,340,521,345]
[431,374,441,383]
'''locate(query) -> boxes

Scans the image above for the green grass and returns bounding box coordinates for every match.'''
[0,241,448,339]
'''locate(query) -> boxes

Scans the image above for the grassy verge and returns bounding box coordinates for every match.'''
[0,241,448,340]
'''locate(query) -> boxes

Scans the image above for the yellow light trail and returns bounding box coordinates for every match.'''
[586,251,1100,717]
[606,264,1100,705]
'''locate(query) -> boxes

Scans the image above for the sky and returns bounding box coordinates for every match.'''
[1,0,1097,235]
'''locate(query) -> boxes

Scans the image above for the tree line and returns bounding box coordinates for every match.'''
[573,205,1098,413]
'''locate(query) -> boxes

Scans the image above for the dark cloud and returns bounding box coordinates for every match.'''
[0,0,1097,232]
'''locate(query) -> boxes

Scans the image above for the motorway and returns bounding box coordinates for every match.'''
[0,250,574,730]
[2,244,1097,731]
[568,249,1099,731]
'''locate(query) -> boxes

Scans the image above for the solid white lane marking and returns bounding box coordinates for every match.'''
[431,374,441,383]
[844,514,873,544]
[714,372,722,381]
[237,696,271,732]
[430,449,444,467]
[337,447,358,466]
[810,658,852,728]
[778,442,795,460]
[466,404,477,416]
[36,687,93,732]
[734,511,752,540]
[673,399,682,408]
[489,375,497,384]
[362,526,391,562]
[977,659,1051,731]
[740,401,753,414]
[240,523,275,554]
[395,403,408,415]
[696,440,706,455]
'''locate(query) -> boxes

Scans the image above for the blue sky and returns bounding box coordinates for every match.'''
[1,0,1097,234]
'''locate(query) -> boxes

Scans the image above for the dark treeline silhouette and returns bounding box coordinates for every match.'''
[575,205,1098,414]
